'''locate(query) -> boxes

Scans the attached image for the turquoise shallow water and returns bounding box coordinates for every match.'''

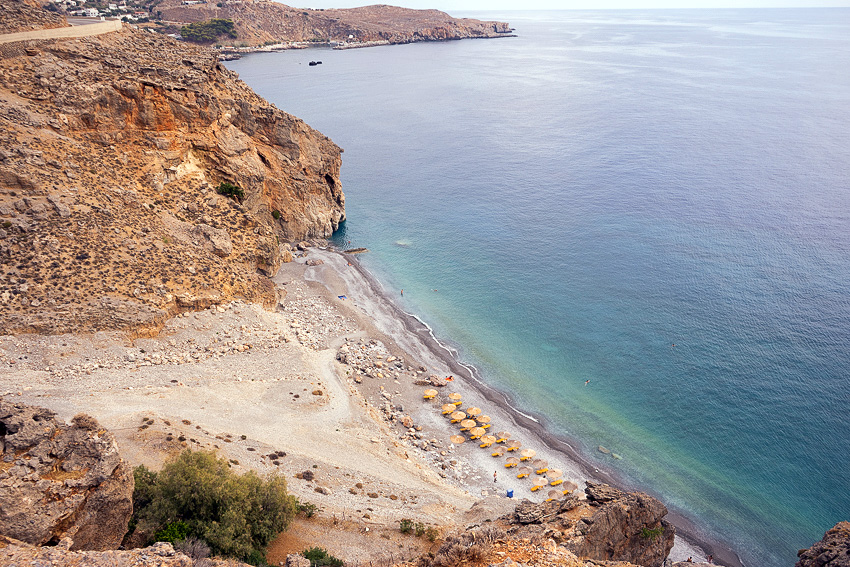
[226,9,850,566]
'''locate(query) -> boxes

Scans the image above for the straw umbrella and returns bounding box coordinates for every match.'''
[450,435,466,445]
[506,439,522,452]
[504,456,520,468]
[469,427,486,440]
[491,446,506,457]
[479,435,497,448]
[448,392,463,406]
[496,431,511,443]
[423,388,438,400]
[547,468,564,486]
[561,480,579,495]
[546,489,562,502]
[441,403,455,415]
[520,449,536,461]
[477,415,492,428]
[516,466,533,479]
[450,411,466,423]
[460,419,477,431]
[530,476,548,492]
[465,406,482,417]
[532,459,549,474]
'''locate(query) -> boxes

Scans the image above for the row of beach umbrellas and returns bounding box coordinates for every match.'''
[426,388,579,497]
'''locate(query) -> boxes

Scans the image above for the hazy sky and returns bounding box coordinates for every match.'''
[291,0,850,11]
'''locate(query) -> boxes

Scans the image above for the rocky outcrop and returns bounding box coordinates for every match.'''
[568,483,674,567]
[503,483,674,567]
[0,536,252,567]
[156,2,512,48]
[0,1,345,335]
[797,522,850,567]
[0,399,133,550]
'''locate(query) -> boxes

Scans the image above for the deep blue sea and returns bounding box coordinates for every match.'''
[226,9,850,566]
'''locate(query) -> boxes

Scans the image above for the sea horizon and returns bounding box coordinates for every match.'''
[226,8,850,565]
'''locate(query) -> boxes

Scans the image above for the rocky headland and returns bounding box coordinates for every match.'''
[156,1,513,48]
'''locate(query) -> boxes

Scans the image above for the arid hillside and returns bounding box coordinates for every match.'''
[0,3,345,336]
[156,1,513,47]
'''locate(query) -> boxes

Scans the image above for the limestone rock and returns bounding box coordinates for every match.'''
[0,536,253,567]
[0,400,133,551]
[286,553,312,567]
[194,223,233,258]
[796,521,850,567]
[565,483,674,567]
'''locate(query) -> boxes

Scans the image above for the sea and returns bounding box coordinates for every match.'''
[225,9,850,566]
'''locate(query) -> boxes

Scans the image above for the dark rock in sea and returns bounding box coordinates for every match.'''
[797,521,850,567]
[0,400,133,550]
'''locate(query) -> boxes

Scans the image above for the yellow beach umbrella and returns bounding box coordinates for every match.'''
[441,403,455,415]
[504,456,520,468]
[506,439,522,452]
[423,388,438,399]
[479,435,497,448]
[532,459,549,474]
[450,435,466,445]
[469,427,486,440]
[517,466,533,479]
[450,411,466,423]
[496,431,511,443]
[460,419,477,431]
[520,449,536,461]
[448,392,463,405]
[465,406,482,416]
[491,446,506,457]
[477,415,492,428]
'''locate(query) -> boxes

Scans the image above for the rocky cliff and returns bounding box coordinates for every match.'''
[156,1,512,47]
[0,399,133,550]
[0,3,345,335]
[797,522,850,567]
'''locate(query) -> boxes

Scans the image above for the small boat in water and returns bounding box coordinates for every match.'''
[308,60,323,66]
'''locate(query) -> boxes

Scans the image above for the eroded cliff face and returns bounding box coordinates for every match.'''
[0,19,345,335]
[797,522,850,567]
[0,400,133,550]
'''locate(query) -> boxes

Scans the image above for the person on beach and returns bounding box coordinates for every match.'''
[401,289,404,296]
[584,380,590,386]
[494,471,497,483]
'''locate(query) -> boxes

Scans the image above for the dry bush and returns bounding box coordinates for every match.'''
[71,413,100,430]
[417,526,505,567]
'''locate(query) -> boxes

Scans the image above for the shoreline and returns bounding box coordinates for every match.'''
[315,245,744,567]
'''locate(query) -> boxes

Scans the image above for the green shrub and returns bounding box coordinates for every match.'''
[131,450,297,561]
[181,18,237,43]
[216,181,244,201]
[640,525,665,540]
[155,520,190,544]
[271,209,281,220]
[399,518,414,534]
[415,522,426,537]
[297,501,317,518]
[301,547,343,567]
[425,526,439,542]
